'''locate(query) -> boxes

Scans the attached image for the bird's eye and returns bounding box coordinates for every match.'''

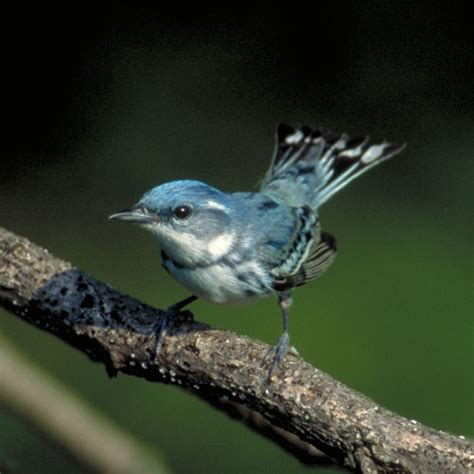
[173,205,192,220]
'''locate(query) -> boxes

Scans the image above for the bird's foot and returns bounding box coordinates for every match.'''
[154,306,174,354]
[154,295,197,354]
[263,331,290,383]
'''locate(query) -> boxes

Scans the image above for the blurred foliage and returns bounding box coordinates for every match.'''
[1,3,472,473]
[0,408,90,474]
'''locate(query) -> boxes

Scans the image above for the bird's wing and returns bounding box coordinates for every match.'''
[258,205,317,276]
[256,203,337,291]
[260,123,405,209]
[271,231,337,291]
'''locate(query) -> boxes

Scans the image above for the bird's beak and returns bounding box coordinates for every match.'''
[109,206,156,224]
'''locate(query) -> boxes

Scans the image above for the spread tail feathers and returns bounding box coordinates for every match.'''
[261,123,406,209]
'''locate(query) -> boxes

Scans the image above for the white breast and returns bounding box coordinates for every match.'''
[164,259,272,304]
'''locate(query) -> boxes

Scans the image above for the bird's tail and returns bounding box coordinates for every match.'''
[260,123,405,209]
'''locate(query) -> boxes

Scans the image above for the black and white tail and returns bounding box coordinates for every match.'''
[261,123,406,209]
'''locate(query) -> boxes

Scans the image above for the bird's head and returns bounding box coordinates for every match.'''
[110,180,235,266]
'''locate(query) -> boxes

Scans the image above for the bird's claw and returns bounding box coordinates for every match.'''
[263,332,290,383]
[154,295,197,355]
[154,305,176,354]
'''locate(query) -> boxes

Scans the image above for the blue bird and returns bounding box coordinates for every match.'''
[110,123,405,378]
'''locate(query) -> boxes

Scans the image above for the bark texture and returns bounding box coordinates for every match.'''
[1,226,472,473]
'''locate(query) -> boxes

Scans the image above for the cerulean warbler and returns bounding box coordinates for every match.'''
[110,123,405,378]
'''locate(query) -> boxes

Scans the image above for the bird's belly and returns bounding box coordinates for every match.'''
[165,260,273,304]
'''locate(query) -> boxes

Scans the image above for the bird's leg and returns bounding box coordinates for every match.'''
[265,291,292,380]
[155,295,198,353]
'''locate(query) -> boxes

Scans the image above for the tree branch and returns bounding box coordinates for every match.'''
[0,226,472,473]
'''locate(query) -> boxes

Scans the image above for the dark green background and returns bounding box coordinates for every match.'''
[1,4,472,473]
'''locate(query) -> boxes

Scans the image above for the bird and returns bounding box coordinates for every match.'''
[110,123,405,379]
